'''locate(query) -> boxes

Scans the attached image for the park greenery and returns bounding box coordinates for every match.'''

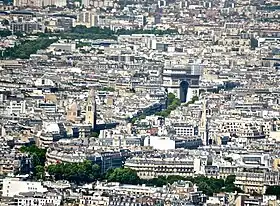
[1,25,178,59]
[1,37,57,59]
[99,167,243,196]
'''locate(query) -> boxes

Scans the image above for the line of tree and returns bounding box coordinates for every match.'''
[100,87,115,92]
[19,145,243,196]
[105,168,140,185]
[104,168,243,196]
[91,131,100,138]
[1,37,57,59]
[46,164,242,196]
[70,25,178,36]
[130,92,181,123]
[145,175,242,196]
[155,93,181,117]
[47,160,100,184]
[41,25,178,40]
[183,95,199,107]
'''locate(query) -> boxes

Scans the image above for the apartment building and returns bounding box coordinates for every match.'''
[10,21,44,33]
[80,181,205,206]
[38,102,57,113]
[42,0,66,7]
[219,165,239,179]
[235,171,280,194]
[80,192,109,206]
[98,135,143,147]
[216,35,251,52]
[13,0,42,7]
[2,178,48,197]
[125,156,195,179]
[13,192,62,206]
[172,122,199,136]
[213,117,270,139]
[13,0,66,7]
[76,11,99,28]
[4,100,26,116]
[0,137,32,175]
[50,41,76,52]
[46,146,128,173]
[45,17,74,32]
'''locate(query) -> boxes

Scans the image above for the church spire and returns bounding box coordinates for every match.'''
[85,88,97,128]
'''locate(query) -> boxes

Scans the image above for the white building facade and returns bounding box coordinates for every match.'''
[2,178,48,197]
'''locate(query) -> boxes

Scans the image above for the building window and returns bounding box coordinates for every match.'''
[88,106,92,111]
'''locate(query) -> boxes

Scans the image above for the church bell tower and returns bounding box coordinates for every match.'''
[85,89,97,128]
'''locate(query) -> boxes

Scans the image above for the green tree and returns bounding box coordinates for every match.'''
[156,93,181,117]
[2,37,57,59]
[192,96,199,102]
[224,157,233,162]
[35,165,45,180]
[101,87,115,92]
[92,132,99,138]
[105,168,140,184]
[2,19,9,25]
[224,175,243,193]
[168,104,177,111]
[172,98,181,106]
[265,186,280,199]
[225,175,235,185]
[131,118,137,124]
[47,160,100,184]
[156,110,170,117]
[145,176,167,187]
[167,93,176,105]
[20,145,47,179]
[198,182,214,196]
[166,175,189,184]
[0,30,12,37]
[20,145,47,167]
